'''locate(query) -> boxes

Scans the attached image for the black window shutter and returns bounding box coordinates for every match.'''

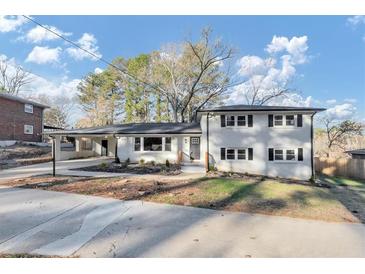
[268,148,274,161]
[248,115,253,127]
[248,148,253,160]
[297,114,303,127]
[220,115,226,127]
[220,148,226,160]
[298,148,303,161]
[268,114,273,127]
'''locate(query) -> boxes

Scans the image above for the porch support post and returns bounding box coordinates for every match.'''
[52,137,56,177]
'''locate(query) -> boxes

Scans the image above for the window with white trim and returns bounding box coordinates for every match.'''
[165,137,172,151]
[237,149,246,160]
[286,115,295,126]
[226,115,235,127]
[134,137,141,151]
[237,115,246,126]
[226,149,235,160]
[24,104,33,114]
[274,115,283,126]
[286,149,296,161]
[24,125,33,135]
[274,149,284,160]
[273,149,296,161]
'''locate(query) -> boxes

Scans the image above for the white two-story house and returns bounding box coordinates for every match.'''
[48,104,325,180]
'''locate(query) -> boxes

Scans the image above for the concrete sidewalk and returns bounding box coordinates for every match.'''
[0,157,114,182]
[0,186,364,257]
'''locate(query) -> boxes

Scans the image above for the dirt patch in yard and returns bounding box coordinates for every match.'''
[0,143,51,170]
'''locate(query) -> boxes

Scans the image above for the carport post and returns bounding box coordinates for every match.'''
[52,137,56,177]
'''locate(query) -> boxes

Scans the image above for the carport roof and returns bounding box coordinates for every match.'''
[47,122,202,136]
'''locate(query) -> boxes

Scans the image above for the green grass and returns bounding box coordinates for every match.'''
[145,177,362,223]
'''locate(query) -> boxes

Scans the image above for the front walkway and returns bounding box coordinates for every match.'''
[0,186,364,257]
[0,157,114,182]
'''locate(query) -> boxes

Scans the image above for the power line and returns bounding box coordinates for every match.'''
[22,15,163,93]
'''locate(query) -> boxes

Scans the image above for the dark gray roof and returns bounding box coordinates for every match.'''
[0,93,49,108]
[48,122,202,136]
[197,104,326,113]
[346,149,365,155]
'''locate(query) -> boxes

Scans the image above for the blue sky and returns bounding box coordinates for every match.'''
[0,15,364,123]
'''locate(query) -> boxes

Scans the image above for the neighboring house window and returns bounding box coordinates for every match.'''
[237,116,246,126]
[24,104,33,114]
[144,137,162,151]
[24,125,33,135]
[237,149,246,160]
[226,115,235,126]
[134,137,141,151]
[274,115,283,126]
[165,137,171,151]
[274,149,284,160]
[226,149,235,159]
[286,115,295,126]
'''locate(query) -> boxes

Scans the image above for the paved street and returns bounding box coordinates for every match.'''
[0,186,364,257]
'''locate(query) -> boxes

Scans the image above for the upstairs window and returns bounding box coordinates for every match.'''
[286,115,295,126]
[274,149,284,160]
[237,116,246,126]
[226,149,235,160]
[226,115,235,126]
[24,104,33,114]
[286,149,296,161]
[237,149,246,160]
[165,137,172,151]
[134,137,141,151]
[274,115,283,126]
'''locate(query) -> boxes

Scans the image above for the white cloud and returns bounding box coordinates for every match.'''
[266,35,308,64]
[325,103,356,120]
[347,16,365,26]
[66,33,101,61]
[26,46,61,64]
[326,99,337,105]
[0,15,27,33]
[229,35,309,105]
[94,67,103,74]
[25,25,72,43]
[344,98,357,103]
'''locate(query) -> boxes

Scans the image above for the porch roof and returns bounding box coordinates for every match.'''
[47,122,202,136]
[197,104,326,113]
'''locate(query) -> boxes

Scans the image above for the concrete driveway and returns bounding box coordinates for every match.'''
[0,157,114,182]
[0,186,364,257]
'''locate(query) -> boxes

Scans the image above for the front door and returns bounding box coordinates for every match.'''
[190,137,200,160]
[101,140,108,156]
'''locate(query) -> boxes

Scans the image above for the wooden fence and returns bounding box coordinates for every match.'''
[315,157,365,180]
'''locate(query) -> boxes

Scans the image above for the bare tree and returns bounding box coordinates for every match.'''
[151,27,235,122]
[322,118,363,157]
[0,61,32,96]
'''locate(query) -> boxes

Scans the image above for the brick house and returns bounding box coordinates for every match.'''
[0,93,49,142]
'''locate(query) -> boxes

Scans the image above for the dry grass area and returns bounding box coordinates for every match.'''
[0,144,51,170]
[5,173,365,224]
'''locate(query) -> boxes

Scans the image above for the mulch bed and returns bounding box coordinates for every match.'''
[73,162,182,176]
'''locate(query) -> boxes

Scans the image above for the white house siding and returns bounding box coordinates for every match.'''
[117,135,182,163]
[200,112,313,180]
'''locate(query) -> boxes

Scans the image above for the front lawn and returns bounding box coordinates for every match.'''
[6,174,364,223]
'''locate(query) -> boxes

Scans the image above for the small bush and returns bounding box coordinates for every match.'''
[99,162,108,169]
[150,160,156,166]
[139,158,145,165]
[165,159,170,168]
[126,158,130,165]
[115,157,120,164]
